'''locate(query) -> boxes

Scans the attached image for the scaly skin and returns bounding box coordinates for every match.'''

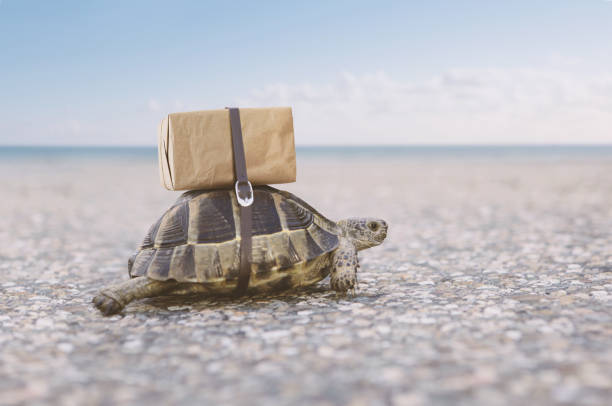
[92,278,177,316]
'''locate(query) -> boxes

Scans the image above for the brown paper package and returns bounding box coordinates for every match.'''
[158,107,296,191]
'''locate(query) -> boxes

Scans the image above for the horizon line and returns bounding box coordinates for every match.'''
[2,144,612,148]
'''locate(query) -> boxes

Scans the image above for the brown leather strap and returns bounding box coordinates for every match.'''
[227,107,253,296]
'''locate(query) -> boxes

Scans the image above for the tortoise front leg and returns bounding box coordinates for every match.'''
[330,240,359,293]
[92,278,177,316]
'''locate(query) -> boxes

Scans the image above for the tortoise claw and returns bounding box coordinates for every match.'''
[92,292,124,316]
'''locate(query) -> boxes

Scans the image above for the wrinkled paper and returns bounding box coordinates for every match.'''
[159,107,296,191]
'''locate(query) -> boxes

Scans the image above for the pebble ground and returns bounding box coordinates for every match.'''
[1,155,611,405]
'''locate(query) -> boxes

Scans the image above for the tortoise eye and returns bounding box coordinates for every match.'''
[368,222,378,231]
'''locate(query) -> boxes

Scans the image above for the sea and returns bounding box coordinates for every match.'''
[1,145,612,163]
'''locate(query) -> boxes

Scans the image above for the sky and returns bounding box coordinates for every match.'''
[1,0,611,146]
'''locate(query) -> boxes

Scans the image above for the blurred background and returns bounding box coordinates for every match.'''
[1,0,611,146]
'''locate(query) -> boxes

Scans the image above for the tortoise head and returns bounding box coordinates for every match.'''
[338,217,388,251]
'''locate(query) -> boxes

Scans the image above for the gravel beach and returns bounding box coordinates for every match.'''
[1,152,611,405]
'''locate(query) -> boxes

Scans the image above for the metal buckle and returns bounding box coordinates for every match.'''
[235,180,254,207]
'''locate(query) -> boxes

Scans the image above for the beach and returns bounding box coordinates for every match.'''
[1,148,611,405]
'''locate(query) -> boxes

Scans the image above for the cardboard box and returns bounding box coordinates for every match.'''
[159,107,296,191]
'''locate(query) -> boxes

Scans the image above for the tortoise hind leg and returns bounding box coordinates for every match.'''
[92,278,177,316]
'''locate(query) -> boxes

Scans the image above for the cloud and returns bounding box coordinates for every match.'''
[148,99,161,112]
[173,100,185,111]
[239,70,612,145]
[66,119,81,135]
[9,69,610,146]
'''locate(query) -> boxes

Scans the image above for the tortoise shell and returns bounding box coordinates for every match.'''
[128,186,341,283]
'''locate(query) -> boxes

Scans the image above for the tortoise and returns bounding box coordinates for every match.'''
[92,186,388,315]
